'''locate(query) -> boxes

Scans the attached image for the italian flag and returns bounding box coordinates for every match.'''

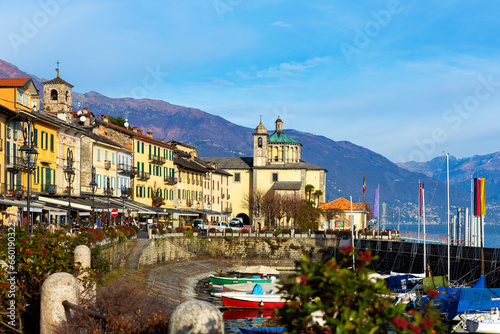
[363,176,366,194]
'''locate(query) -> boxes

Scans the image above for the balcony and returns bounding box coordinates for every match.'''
[120,187,133,197]
[136,171,151,181]
[187,178,191,184]
[223,204,233,214]
[164,176,177,185]
[7,185,25,197]
[227,194,230,199]
[117,163,137,176]
[104,160,111,170]
[221,194,225,199]
[0,182,3,196]
[148,154,166,165]
[0,138,3,151]
[41,184,56,194]
[6,155,25,171]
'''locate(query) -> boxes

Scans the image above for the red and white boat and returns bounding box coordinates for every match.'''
[221,292,290,309]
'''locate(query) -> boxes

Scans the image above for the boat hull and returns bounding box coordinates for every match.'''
[222,295,289,309]
[209,275,272,285]
[239,327,286,334]
[466,319,500,333]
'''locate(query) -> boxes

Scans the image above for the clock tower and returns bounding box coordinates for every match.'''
[253,118,268,167]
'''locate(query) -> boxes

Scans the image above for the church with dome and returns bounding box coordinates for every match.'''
[204,117,327,229]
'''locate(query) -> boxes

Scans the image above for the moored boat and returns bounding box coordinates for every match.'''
[209,275,273,286]
[464,309,500,333]
[222,309,275,320]
[239,327,286,334]
[221,293,289,309]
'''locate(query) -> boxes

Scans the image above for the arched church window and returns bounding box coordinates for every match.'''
[51,89,58,100]
[258,137,262,148]
[65,91,69,101]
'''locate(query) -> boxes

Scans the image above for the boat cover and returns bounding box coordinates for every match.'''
[239,327,286,334]
[473,274,485,288]
[422,276,447,291]
[251,284,264,295]
[437,287,500,321]
[236,265,280,276]
[385,274,422,293]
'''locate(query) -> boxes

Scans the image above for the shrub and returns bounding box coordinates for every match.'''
[241,229,250,234]
[81,228,106,243]
[278,249,445,333]
[208,228,218,233]
[175,227,184,233]
[192,228,199,232]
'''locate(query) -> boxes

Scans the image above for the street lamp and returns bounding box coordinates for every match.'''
[64,148,75,232]
[89,166,97,227]
[104,177,112,226]
[19,119,38,235]
[120,184,130,225]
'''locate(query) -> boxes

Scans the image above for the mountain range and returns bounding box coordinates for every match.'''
[3,59,498,222]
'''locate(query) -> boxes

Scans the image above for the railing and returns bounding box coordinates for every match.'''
[187,178,190,184]
[227,194,231,200]
[6,155,25,170]
[41,184,57,194]
[0,138,3,151]
[7,185,26,197]
[136,171,151,181]
[0,182,4,196]
[164,176,177,185]
[120,187,133,197]
[117,164,137,175]
[223,204,232,213]
[148,154,166,165]
[104,160,111,170]
[221,194,225,199]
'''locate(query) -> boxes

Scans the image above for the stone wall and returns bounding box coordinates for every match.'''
[97,239,135,270]
[139,238,195,267]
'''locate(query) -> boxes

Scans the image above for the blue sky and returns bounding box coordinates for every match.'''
[2,0,500,163]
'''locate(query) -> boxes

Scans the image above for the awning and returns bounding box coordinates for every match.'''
[23,206,42,213]
[38,196,92,211]
[0,198,44,210]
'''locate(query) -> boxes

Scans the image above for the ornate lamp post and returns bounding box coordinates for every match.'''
[63,149,75,232]
[89,166,97,227]
[19,119,38,235]
[104,177,112,226]
[120,184,130,225]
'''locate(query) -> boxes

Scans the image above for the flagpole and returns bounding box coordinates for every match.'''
[418,180,421,244]
[423,188,427,276]
[377,185,380,240]
[446,153,451,282]
[350,195,355,266]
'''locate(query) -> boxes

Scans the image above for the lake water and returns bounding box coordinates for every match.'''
[394,223,500,248]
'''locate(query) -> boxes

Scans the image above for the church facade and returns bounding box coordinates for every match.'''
[205,117,327,229]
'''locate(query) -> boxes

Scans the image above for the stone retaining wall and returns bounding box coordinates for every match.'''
[138,238,195,267]
[96,239,135,270]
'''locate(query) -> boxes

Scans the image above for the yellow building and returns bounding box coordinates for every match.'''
[318,197,367,231]
[205,117,327,229]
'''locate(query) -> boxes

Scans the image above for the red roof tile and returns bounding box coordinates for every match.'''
[318,197,366,211]
[0,78,30,87]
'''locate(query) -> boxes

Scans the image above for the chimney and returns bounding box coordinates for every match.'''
[146,131,153,138]
[137,129,143,135]
[83,107,89,115]
[103,116,108,123]
[132,127,138,133]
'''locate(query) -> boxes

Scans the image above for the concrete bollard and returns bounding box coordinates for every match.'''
[169,300,224,334]
[74,245,94,300]
[40,272,80,334]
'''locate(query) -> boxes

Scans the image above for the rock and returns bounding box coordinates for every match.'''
[168,300,224,334]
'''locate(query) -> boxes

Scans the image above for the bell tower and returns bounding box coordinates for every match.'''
[42,65,74,117]
[253,117,268,167]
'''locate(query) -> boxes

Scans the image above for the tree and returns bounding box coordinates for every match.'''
[282,193,304,229]
[305,184,315,203]
[242,190,265,220]
[278,250,445,333]
[108,116,126,128]
[294,203,321,230]
[313,189,323,207]
[322,207,346,229]
[262,192,280,228]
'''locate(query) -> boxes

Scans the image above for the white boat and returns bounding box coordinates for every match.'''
[463,309,500,333]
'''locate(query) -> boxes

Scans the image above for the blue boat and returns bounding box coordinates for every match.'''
[239,327,286,334]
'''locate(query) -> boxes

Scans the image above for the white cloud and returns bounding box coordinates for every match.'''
[237,57,331,79]
[271,21,292,28]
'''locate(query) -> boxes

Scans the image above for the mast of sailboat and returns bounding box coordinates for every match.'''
[446,153,451,283]
[418,180,421,244]
[422,186,427,276]
[350,196,355,266]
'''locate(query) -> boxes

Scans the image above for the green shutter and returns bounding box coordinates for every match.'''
[137,141,140,152]
[141,142,144,153]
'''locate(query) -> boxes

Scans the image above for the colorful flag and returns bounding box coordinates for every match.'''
[363,176,366,194]
[373,187,379,218]
[473,178,486,216]
[419,183,424,216]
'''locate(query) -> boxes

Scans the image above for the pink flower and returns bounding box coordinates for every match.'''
[427,289,439,299]
[358,250,372,262]
[339,245,354,254]
[408,323,421,333]
[422,316,434,329]
[393,316,408,329]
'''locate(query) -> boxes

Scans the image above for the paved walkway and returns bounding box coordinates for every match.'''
[122,238,151,270]
[120,258,232,312]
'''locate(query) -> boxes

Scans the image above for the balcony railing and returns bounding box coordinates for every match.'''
[104,160,111,170]
[7,185,26,197]
[6,155,25,171]
[164,176,177,185]
[0,138,3,151]
[136,171,151,181]
[0,182,4,196]
[223,204,233,214]
[117,164,137,176]
[41,184,57,194]
[148,154,166,165]
[120,187,133,197]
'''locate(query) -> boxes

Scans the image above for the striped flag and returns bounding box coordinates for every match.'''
[363,176,366,194]
[473,178,486,216]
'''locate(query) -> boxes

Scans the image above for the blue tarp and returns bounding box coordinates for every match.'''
[437,287,500,320]
[251,284,264,295]
[385,274,422,293]
[239,327,286,334]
